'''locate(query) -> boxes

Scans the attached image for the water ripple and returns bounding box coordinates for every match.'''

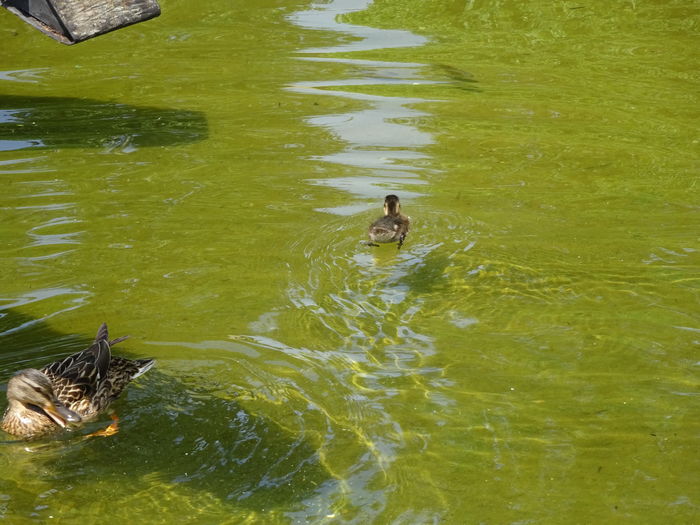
[287,0,444,215]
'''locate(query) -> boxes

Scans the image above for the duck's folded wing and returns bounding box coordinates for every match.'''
[42,340,112,404]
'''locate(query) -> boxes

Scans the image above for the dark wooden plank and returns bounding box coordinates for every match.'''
[7,0,66,33]
[52,0,160,41]
[1,0,160,44]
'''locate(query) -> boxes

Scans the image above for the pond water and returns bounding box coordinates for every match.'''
[1,0,698,523]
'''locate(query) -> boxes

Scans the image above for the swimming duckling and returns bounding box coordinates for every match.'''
[1,323,154,439]
[368,194,410,249]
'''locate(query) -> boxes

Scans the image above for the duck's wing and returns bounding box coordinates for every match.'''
[41,337,112,414]
[98,357,155,404]
[44,324,113,380]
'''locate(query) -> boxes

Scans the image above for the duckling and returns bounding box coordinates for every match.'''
[1,323,154,439]
[368,194,410,249]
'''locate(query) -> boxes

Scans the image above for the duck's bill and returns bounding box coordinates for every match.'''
[42,400,81,428]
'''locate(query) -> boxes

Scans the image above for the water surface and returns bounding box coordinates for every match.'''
[1,0,698,523]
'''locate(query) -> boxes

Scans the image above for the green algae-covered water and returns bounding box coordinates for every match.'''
[1,0,698,522]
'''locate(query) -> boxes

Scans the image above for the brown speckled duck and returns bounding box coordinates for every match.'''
[1,323,154,439]
[368,194,410,249]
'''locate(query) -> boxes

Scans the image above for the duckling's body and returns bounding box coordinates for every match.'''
[368,195,410,248]
[1,323,154,439]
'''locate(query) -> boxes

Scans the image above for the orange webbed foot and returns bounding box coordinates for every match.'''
[86,413,119,438]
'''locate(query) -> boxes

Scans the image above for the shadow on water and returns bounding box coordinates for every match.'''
[0,95,208,152]
[395,248,453,295]
[0,309,88,371]
[40,375,329,512]
[0,311,332,518]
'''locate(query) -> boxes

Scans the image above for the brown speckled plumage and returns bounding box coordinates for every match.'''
[1,323,154,439]
[368,195,410,249]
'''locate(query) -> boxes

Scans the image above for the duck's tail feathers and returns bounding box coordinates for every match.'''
[95,323,109,342]
[108,335,129,346]
[132,359,155,379]
[95,323,129,346]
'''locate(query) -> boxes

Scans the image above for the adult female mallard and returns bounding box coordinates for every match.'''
[1,323,154,439]
[368,194,410,249]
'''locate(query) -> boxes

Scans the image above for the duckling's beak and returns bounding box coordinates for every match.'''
[41,399,81,428]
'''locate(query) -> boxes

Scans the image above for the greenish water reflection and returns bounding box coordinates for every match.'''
[1,0,698,523]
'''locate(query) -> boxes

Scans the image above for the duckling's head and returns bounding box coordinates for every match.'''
[383,194,401,216]
[6,369,81,428]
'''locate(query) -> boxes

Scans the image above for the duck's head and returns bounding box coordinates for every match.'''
[383,194,401,216]
[6,369,81,428]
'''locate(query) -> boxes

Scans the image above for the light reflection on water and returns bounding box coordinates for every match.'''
[289,0,427,55]
[287,0,442,215]
[1,153,87,333]
[0,68,47,83]
[215,1,474,519]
